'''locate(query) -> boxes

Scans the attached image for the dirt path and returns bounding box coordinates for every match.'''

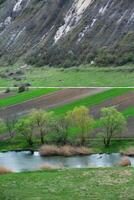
[0,88,105,120]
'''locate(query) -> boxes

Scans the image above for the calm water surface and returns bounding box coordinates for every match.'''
[0,151,133,172]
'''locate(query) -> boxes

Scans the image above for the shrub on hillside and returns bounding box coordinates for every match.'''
[95,50,115,66]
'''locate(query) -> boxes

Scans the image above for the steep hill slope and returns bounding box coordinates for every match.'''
[0,0,134,67]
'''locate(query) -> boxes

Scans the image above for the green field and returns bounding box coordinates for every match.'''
[1,168,134,200]
[0,88,133,115]
[0,65,134,87]
[0,88,132,112]
[123,107,134,118]
[0,88,58,108]
[52,88,133,116]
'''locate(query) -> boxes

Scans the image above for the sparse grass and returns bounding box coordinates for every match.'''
[40,163,58,170]
[0,88,59,108]
[0,65,134,87]
[1,168,134,200]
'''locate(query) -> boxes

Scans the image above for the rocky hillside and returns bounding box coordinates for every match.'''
[0,0,134,67]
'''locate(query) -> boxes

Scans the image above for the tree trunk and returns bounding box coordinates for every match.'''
[27,138,33,147]
[104,137,111,147]
[40,131,44,144]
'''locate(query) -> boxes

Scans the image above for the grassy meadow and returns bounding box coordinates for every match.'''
[1,168,134,200]
[0,65,134,87]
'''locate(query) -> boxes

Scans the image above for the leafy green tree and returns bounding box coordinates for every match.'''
[100,107,127,147]
[29,109,54,144]
[15,118,34,147]
[52,117,69,145]
[66,106,95,145]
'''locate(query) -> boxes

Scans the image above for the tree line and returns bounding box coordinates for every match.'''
[0,106,126,148]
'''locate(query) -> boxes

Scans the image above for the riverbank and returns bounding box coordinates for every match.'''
[1,138,134,154]
[0,168,134,200]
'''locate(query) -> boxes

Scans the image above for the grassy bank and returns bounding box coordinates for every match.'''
[1,168,134,200]
[1,135,134,153]
[0,88,58,108]
[0,65,134,87]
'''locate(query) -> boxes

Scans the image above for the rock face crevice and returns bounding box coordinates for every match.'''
[0,0,134,66]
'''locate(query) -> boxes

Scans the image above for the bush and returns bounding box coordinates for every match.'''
[0,167,12,175]
[50,118,69,145]
[18,85,26,93]
[117,157,131,167]
[5,88,10,93]
[95,50,115,66]
[120,147,134,157]
[39,145,60,156]
[0,0,5,5]
[39,145,91,157]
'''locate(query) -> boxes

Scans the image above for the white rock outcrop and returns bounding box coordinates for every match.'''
[54,0,93,42]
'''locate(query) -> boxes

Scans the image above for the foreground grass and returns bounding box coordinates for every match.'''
[0,65,134,87]
[1,168,134,200]
[0,88,58,108]
[52,88,133,116]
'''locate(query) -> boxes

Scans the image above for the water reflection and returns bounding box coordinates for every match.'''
[0,151,133,172]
